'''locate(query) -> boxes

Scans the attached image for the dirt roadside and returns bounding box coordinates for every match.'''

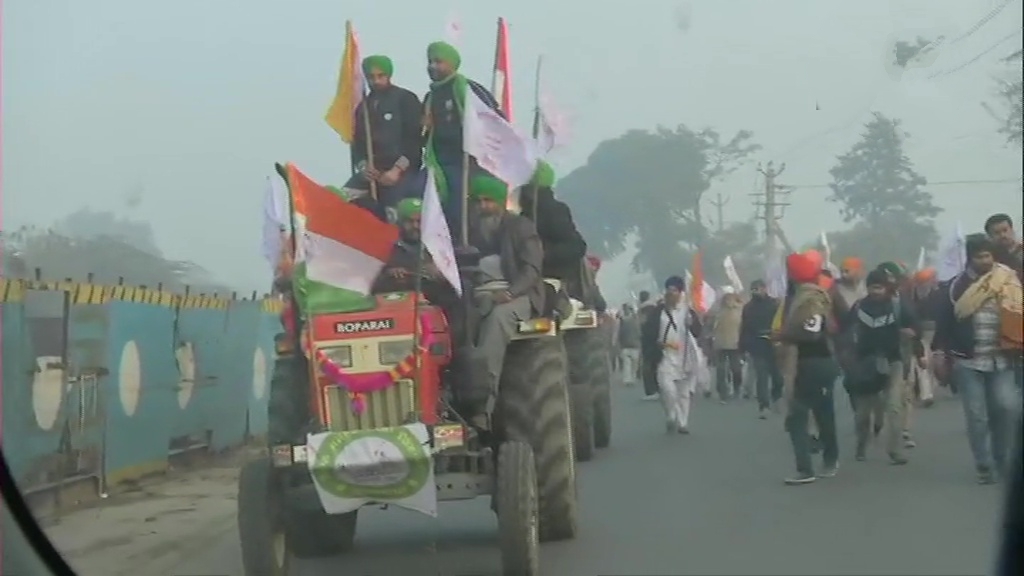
[38,448,260,576]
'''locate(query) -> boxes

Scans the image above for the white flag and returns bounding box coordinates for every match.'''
[915,246,927,271]
[421,168,462,296]
[262,175,290,268]
[723,255,744,293]
[819,230,832,264]
[535,94,570,155]
[936,222,966,282]
[463,88,540,188]
[765,246,787,299]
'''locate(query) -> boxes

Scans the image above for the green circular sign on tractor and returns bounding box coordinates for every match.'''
[311,428,430,500]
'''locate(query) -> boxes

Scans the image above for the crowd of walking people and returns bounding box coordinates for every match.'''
[604,212,1023,485]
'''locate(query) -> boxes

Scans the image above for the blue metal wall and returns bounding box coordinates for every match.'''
[0,279,283,493]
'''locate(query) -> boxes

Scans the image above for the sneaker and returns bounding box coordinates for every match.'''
[784,474,817,485]
[977,468,997,485]
[921,397,935,408]
[904,437,917,449]
[758,411,768,420]
[643,394,659,401]
[889,454,909,466]
[678,426,690,435]
[819,463,839,478]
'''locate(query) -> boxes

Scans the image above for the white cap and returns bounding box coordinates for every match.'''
[721,286,736,295]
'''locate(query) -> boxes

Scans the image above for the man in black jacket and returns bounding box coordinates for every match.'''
[346,55,425,222]
[739,279,783,418]
[423,41,503,240]
[519,162,591,305]
[843,269,925,463]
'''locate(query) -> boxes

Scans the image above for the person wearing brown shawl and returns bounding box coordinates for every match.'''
[777,252,840,485]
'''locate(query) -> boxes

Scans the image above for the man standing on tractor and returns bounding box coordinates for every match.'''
[346,55,425,222]
[466,174,546,429]
[372,198,465,345]
[422,41,503,239]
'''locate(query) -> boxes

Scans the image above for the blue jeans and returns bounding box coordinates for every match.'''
[952,361,1021,474]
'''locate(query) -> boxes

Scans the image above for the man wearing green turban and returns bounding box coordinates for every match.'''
[372,197,464,339]
[345,54,424,223]
[519,161,599,310]
[422,41,504,242]
[464,173,546,429]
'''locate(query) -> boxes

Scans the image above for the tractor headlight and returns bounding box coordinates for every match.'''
[379,339,414,365]
[321,346,353,368]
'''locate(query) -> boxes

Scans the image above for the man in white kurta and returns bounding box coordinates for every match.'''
[653,276,706,434]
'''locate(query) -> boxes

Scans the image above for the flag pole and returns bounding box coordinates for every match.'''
[531,55,543,140]
[529,55,543,222]
[491,18,501,97]
[349,20,378,203]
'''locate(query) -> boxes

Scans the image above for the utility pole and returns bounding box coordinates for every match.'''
[709,193,729,233]
[752,161,791,256]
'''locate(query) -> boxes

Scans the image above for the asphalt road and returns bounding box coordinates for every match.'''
[169,382,1007,576]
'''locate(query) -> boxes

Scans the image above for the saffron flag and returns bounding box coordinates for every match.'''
[421,168,462,295]
[691,251,705,313]
[286,164,398,309]
[492,18,513,121]
[324,21,365,143]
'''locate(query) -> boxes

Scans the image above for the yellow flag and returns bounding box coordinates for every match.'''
[324,21,364,143]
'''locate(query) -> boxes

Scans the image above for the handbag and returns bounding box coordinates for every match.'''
[999,303,1023,351]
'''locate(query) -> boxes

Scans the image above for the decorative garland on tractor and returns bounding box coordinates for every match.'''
[314,313,438,415]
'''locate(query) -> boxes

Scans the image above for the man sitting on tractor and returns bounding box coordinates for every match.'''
[519,161,603,314]
[466,174,546,429]
[345,55,425,222]
[372,198,465,345]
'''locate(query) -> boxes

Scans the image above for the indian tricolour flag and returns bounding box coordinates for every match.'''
[286,164,398,306]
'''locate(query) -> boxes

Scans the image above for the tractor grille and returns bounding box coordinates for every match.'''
[323,379,418,431]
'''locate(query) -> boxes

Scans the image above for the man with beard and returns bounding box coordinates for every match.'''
[372,198,464,344]
[777,253,840,485]
[740,279,783,418]
[423,41,503,238]
[844,269,925,463]
[641,276,704,434]
[985,213,1024,281]
[346,55,425,221]
[934,234,1022,484]
[465,175,545,429]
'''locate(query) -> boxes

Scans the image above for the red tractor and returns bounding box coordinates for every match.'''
[237,285,578,576]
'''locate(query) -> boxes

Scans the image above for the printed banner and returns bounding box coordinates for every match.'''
[306,423,437,517]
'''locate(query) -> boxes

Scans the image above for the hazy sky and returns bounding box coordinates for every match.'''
[4,0,1022,298]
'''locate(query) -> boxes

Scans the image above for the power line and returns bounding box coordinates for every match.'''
[786,177,1023,190]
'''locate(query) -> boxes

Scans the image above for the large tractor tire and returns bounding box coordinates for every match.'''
[267,354,310,446]
[238,458,289,576]
[566,328,612,451]
[496,441,540,576]
[499,337,578,542]
[569,384,594,461]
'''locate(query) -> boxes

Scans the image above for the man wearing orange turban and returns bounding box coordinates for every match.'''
[775,253,840,484]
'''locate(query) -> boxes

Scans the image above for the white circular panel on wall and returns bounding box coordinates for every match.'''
[118,341,142,417]
[32,356,65,431]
